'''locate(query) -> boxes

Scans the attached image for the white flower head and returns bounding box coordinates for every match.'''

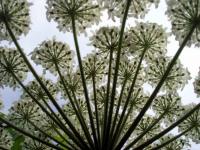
[146,56,191,91]
[98,0,160,21]
[0,0,31,41]
[31,39,73,75]
[0,47,28,88]
[46,0,101,33]
[166,0,200,47]
[128,22,168,60]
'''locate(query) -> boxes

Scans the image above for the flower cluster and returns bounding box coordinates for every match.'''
[22,77,57,102]
[46,0,101,33]
[118,56,144,84]
[128,22,167,60]
[0,127,13,149]
[194,68,200,97]
[154,134,189,150]
[31,39,73,75]
[153,93,184,125]
[89,26,130,56]
[58,69,83,98]
[0,0,31,41]
[0,47,28,88]
[166,0,200,47]
[134,115,161,140]
[179,104,200,144]
[98,0,160,20]
[8,99,43,130]
[146,56,191,91]
[82,53,106,82]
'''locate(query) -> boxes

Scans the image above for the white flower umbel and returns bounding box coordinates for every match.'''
[22,77,57,102]
[0,0,31,41]
[8,99,43,130]
[89,27,130,56]
[152,93,184,125]
[166,0,200,47]
[46,0,101,33]
[128,22,168,61]
[0,127,13,149]
[146,56,191,92]
[31,39,73,75]
[179,104,200,144]
[0,47,28,88]
[98,0,160,20]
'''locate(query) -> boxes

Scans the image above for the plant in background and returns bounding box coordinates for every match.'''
[0,0,200,150]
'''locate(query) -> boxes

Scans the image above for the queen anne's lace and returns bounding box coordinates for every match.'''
[31,39,73,75]
[154,134,189,150]
[22,77,57,102]
[166,0,200,47]
[89,27,130,56]
[128,22,167,60]
[179,104,200,144]
[153,93,184,125]
[46,0,101,33]
[8,99,43,130]
[146,56,191,91]
[98,0,160,20]
[0,47,28,88]
[0,0,31,41]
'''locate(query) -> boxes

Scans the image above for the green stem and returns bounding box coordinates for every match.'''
[125,112,166,150]
[150,126,193,150]
[92,75,101,149]
[112,47,147,148]
[0,117,63,150]
[4,19,88,149]
[10,71,84,149]
[134,103,200,150]
[115,24,197,150]
[112,89,141,148]
[102,49,113,149]
[55,63,94,149]
[110,78,128,140]
[71,15,98,149]
[104,1,132,149]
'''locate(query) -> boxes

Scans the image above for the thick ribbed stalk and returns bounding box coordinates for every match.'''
[71,15,98,149]
[0,117,63,150]
[134,103,200,150]
[102,49,113,149]
[110,78,128,139]
[112,89,141,148]
[9,71,85,149]
[104,1,132,149]
[112,47,147,148]
[92,75,101,148]
[4,20,88,149]
[150,126,193,150]
[115,24,197,150]
[125,112,166,150]
[55,63,94,149]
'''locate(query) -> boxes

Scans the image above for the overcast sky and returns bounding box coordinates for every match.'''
[0,0,200,149]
